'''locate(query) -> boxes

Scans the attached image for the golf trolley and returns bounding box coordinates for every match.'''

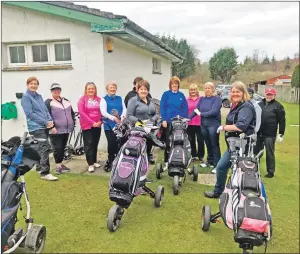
[201,133,272,254]
[1,133,46,253]
[63,112,84,160]
[156,115,198,195]
[107,120,166,232]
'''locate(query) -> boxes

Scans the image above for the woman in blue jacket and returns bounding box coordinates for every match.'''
[204,81,256,198]
[189,82,222,173]
[160,76,188,169]
[100,81,127,171]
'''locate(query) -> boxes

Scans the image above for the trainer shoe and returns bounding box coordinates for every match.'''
[41,174,58,181]
[61,164,71,173]
[55,166,63,175]
[88,165,95,173]
[264,173,274,178]
[94,163,101,168]
[163,162,168,171]
[211,168,217,174]
[204,190,220,199]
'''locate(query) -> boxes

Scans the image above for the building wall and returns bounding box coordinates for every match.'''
[103,35,172,100]
[1,5,105,145]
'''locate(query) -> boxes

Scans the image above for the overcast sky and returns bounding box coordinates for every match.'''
[78,1,299,62]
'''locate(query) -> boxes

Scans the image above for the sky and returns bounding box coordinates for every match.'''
[77,1,299,63]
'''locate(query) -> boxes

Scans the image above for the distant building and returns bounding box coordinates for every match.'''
[266,75,292,86]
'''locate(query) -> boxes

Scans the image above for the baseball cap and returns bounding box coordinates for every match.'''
[265,87,276,95]
[247,88,254,94]
[50,83,61,90]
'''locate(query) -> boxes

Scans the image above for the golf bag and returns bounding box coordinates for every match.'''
[168,117,192,177]
[1,134,41,252]
[109,130,148,209]
[219,136,272,248]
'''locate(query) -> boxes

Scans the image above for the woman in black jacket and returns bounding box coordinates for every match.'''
[204,81,256,199]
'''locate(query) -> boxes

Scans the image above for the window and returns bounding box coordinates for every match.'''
[54,43,71,62]
[8,45,26,65]
[31,44,49,63]
[5,41,72,68]
[152,58,161,74]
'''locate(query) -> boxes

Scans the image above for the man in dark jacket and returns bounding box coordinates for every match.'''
[254,87,286,178]
[124,77,152,107]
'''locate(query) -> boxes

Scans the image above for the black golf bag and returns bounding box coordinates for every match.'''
[168,117,192,177]
[1,135,40,252]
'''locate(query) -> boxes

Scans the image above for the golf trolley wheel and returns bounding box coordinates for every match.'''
[154,185,164,207]
[173,175,180,195]
[107,205,124,232]
[156,163,163,179]
[201,205,211,231]
[192,165,198,182]
[25,224,46,253]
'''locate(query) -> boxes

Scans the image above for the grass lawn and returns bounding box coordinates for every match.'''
[17,102,299,253]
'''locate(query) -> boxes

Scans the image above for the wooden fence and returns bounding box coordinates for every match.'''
[257,85,300,104]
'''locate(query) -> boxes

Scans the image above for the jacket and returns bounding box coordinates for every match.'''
[187,96,201,126]
[189,96,221,127]
[160,90,188,122]
[257,98,286,137]
[100,95,126,131]
[45,97,75,134]
[127,95,158,124]
[124,87,152,108]
[225,101,256,136]
[21,90,52,132]
[77,95,102,130]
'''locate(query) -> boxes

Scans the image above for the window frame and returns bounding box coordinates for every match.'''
[51,41,72,65]
[7,44,28,67]
[152,57,162,74]
[28,42,51,66]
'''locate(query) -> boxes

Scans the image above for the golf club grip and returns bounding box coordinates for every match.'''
[20,132,28,145]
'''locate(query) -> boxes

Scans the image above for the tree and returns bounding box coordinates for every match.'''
[208,47,238,83]
[243,55,252,65]
[157,33,198,79]
[291,64,300,88]
[262,55,270,64]
[271,54,277,71]
[252,49,260,64]
[284,56,291,73]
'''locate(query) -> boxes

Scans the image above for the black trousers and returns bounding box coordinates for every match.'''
[82,127,101,166]
[187,125,205,159]
[161,123,172,163]
[29,129,51,176]
[104,130,118,165]
[49,133,69,164]
[254,136,276,174]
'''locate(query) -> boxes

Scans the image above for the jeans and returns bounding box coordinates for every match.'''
[201,125,221,166]
[254,136,276,174]
[82,127,101,166]
[187,125,205,159]
[49,133,69,164]
[29,129,51,176]
[214,151,232,195]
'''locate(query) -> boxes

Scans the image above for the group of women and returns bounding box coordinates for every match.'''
[21,76,257,201]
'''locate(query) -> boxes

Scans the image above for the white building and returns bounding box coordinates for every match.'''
[1,1,183,148]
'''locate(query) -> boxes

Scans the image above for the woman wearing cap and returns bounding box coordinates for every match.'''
[186,83,205,162]
[160,76,188,169]
[21,77,57,181]
[77,82,102,173]
[100,81,126,171]
[204,81,256,199]
[254,87,286,178]
[45,83,75,174]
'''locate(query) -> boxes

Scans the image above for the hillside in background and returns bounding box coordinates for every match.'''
[181,56,299,89]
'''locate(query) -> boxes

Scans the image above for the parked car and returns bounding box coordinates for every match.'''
[219,90,264,108]
[216,84,232,96]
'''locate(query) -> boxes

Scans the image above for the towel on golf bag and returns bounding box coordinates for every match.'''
[109,136,147,208]
[168,129,191,169]
[219,157,272,246]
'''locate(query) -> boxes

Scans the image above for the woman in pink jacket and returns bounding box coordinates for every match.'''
[77,82,102,173]
[186,84,205,162]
